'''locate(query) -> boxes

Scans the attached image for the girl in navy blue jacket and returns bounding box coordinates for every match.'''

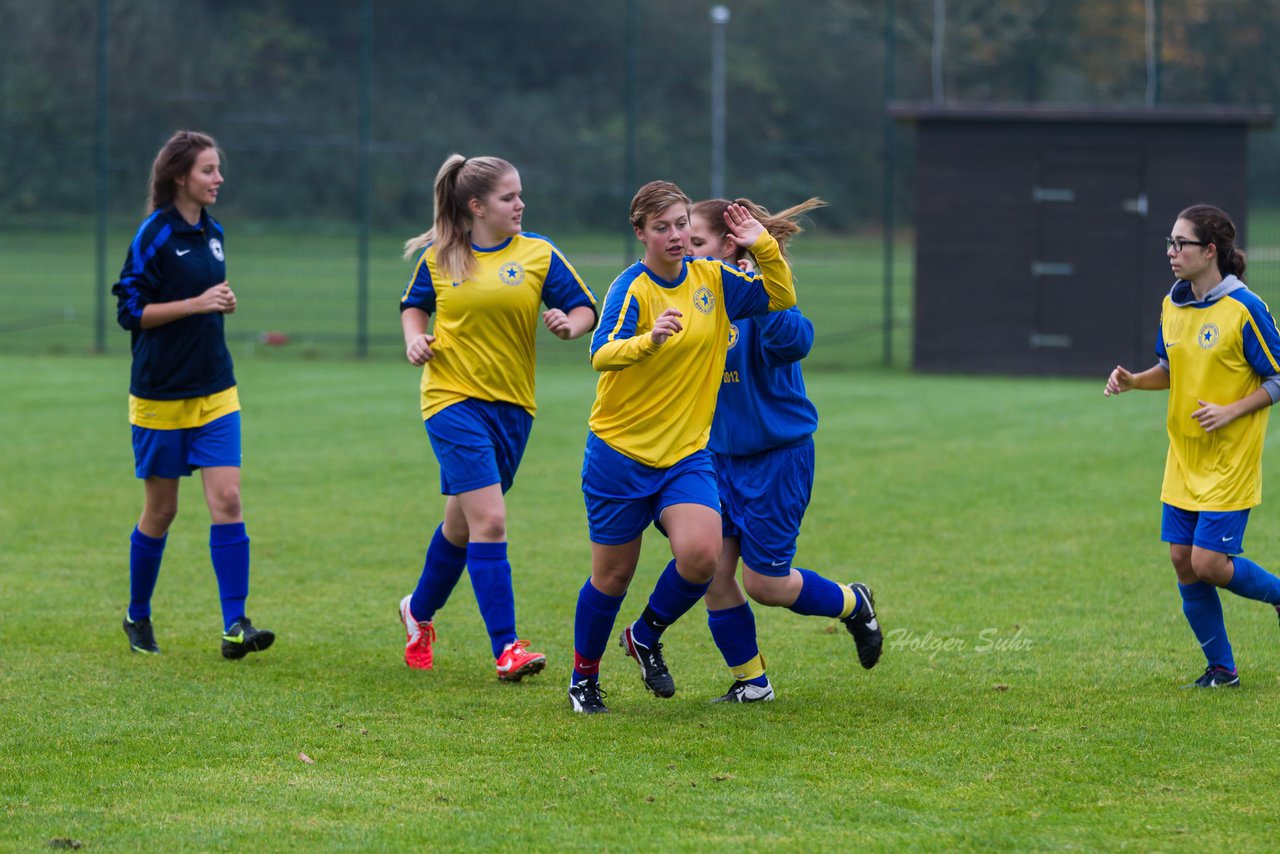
[689,197,881,702]
[111,130,274,660]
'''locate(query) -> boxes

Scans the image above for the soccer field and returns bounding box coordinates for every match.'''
[3,354,1280,851]
[0,226,915,371]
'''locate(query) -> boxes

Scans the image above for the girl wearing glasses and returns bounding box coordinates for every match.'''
[1105,204,1280,688]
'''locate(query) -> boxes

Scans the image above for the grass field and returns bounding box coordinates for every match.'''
[0,224,915,370]
[5,353,1280,851]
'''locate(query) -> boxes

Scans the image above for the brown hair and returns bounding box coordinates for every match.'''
[691,197,826,265]
[147,130,220,214]
[629,180,691,231]
[1179,203,1247,281]
[403,154,516,282]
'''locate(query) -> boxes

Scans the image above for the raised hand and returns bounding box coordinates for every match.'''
[723,203,765,248]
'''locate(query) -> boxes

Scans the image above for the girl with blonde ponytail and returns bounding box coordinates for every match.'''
[396,153,598,683]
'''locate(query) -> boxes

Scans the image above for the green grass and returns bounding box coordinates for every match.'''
[4,354,1280,851]
[0,224,913,369]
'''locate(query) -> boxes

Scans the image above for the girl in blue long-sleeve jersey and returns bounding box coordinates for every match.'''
[690,197,882,703]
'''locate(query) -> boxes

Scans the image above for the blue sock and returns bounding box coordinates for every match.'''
[631,560,711,648]
[467,541,515,658]
[409,525,468,622]
[128,527,167,621]
[789,567,850,617]
[707,603,768,687]
[1178,581,1235,671]
[1226,556,1280,606]
[210,522,250,632]
[573,579,624,683]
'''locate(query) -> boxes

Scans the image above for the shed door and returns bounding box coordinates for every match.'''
[1031,152,1145,374]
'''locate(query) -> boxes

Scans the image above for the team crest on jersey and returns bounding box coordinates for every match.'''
[693,286,715,314]
[209,238,224,261]
[1198,322,1220,349]
[499,262,525,286]
[727,324,739,349]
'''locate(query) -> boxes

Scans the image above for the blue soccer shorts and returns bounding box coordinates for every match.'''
[132,410,242,479]
[715,437,815,576]
[581,432,720,545]
[425,398,533,495]
[1161,503,1251,555]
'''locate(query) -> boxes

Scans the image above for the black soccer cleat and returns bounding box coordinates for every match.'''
[221,616,275,660]
[123,616,161,655]
[711,678,775,704]
[568,679,610,714]
[841,582,882,670]
[1183,665,1240,689]
[619,624,675,698]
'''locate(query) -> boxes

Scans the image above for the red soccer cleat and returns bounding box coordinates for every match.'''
[399,594,436,670]
[495,639,546,682]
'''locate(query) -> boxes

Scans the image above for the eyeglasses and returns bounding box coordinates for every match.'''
[1166,236,1209,253]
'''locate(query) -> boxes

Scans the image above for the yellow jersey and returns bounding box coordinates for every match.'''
[1157,276,1280,511]
[587,231,795,468]
[400,232,597,419]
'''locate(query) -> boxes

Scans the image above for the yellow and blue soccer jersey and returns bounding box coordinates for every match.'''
[1156,275,1280,511]
[399,232,597,419]
[587,231,795,469]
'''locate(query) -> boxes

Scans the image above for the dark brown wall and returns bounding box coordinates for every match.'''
[911,116,1251,376]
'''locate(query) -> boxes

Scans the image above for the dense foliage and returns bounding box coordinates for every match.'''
[2,0,1278,230]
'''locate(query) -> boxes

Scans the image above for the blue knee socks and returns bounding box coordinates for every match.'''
[1178,580,1234,670]
[409,525,468,623]
[209,522,250,631]
[128,527,166,621]
[467,541,516,658]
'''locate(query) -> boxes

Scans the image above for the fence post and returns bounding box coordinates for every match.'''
[623,0,638,265]
[882,0,896,367]
[356,0,372,357]
[95,0,110,353]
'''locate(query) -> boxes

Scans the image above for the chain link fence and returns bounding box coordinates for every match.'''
[3,0,1279,368]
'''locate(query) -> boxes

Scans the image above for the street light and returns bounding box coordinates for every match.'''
[710,5,730,200]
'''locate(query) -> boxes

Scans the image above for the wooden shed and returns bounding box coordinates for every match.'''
[889,103,1273,376]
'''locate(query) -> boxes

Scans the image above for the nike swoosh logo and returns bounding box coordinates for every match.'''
[1221,536,1234,542]
[865,618,879,631]
[771,560,787,567]
[1166,340,1178,347]
[176,249,191,256]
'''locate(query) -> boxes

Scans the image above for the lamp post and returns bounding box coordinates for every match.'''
[710,5,730,200]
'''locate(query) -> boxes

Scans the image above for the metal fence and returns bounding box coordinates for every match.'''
[4,0,1280,369]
